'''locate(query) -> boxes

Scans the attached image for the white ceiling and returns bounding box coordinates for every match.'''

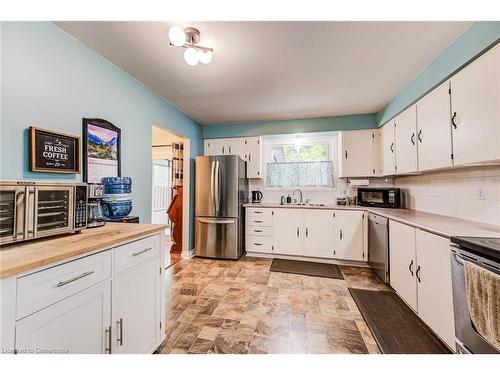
[56,21,471,125]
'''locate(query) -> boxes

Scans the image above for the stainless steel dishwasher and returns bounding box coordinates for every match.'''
[368,213,389,283]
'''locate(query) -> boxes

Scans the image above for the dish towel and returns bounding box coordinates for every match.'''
[464,260,500,350]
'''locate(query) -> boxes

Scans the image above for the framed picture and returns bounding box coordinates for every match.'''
[29,127,81,173]
[82,118,121,183]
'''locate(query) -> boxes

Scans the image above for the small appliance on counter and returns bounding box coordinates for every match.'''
[357,187,402,208]
[251,190,263,203]
[86,183,106,228]
[0,181,87,245]
[101,177,133,220]
[336,197,347,206]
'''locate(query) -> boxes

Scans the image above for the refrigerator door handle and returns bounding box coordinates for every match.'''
[198,218,237,224]
[215,160,220,215]
[210,160,216,214]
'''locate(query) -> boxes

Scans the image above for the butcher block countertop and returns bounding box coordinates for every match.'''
[244,203,500,239]
[0,223,167,279]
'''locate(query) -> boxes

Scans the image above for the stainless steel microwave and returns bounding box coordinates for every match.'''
[0,181,88,245]
[357,187,402,208]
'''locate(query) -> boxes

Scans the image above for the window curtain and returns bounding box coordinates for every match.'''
[266,161,334,188]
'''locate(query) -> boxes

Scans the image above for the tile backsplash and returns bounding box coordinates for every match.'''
[395,165,500,226]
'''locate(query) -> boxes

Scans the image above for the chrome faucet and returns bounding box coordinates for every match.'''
[293,189,303,205]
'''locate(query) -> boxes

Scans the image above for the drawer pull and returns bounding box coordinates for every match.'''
[253,243,263,246]
[132,247,152,257]
[254,211,263,214]
[254,220,263,223]
[56,270,95,287]
[254,229,263,233]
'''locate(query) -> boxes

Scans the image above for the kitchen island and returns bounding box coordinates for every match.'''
[0,223,167,354]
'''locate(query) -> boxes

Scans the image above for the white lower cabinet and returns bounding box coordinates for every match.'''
[303,210,335,258]
[10,233,165,354]
[389,220,418,311]
[273,208,302,256]
[334,210,366,261]
[246,207,366,262]
[15,281,111,354]
[112,258,160,354]
[415,229,456,349]
[389,220,455,349]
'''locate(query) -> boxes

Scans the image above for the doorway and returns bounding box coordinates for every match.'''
[151,125,190,267]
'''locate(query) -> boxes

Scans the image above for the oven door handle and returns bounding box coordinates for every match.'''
[453,252,500,275]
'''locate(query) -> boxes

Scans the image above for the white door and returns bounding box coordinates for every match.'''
[334,210,365,261]
[338,130,375,177]
[415,229,456,349]
[151,160,171,229]
[15,282,111,354]
[112,259,160,354]
[381,121,396,176]
[394,105,418,174]
[389,220,417,311]
[416,82,453,171]
[245,136,262,178]
[273,209,302,256]
[451,43,500,166]
[372,129,382,176]
[204,139,223,155]
[303,210,335,258]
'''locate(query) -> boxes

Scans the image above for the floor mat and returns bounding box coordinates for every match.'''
[270,258,344,279]
[348,288,451,354]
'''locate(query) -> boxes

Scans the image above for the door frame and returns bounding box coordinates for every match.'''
[151,125,191,258]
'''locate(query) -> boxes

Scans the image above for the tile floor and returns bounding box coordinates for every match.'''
[157,256,391,354]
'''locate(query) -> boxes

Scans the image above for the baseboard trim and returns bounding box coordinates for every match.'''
[182,248,195,259]
[245,252,370,267]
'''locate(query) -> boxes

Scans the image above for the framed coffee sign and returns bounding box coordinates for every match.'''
[29,127,81,173]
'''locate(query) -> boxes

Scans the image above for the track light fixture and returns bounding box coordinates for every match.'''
[168,26,213,66]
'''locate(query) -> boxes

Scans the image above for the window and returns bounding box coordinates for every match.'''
[265,138,334,188]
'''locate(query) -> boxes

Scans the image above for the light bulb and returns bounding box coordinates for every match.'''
[168,26,186,47]
[198,50,213,64]
[184,48,199,66]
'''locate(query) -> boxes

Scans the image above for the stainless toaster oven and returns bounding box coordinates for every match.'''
[0,181,87,245]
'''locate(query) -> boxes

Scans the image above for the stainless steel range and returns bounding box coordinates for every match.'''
[450,236,500,354]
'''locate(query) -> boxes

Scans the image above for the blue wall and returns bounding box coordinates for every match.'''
[0,22,203,248]
[203,113,377,138]
[377,21,500,125]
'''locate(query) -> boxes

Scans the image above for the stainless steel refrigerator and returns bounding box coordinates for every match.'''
[195,155,248,259]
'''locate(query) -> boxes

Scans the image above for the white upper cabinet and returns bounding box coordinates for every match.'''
[394,105,418,174]
[338,129,376,177]
[204,136,262,178]
[333,210,365,261]
[245,136,262,178]
[416,82,453,172]
[303,210,335,258]
[450,43,500,166]
[381,120,396,176]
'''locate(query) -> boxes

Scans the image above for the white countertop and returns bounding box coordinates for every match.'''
[243,202,500,239]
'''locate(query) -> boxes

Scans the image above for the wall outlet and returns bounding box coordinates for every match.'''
[478,187,486,200]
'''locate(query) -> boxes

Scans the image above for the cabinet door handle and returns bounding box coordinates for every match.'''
[56,270,95,287]
[248,154,251,162]
[117,318,123,346]
[253,243,262,246]
[296,227,300,237]
[417,130,423,143]
[105,326,112,354]
[408,260,414,276]
[254,211,263,213]
[451,112,457,129]
[222,146,225,154]
[132,247,152,257]
[390,142,394,153]
[416,265,421,283]
[305,228,308,238]
[345,150,348,159]
[411,133,415,146]
[339,229,343,240]
[229,146,232,154]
